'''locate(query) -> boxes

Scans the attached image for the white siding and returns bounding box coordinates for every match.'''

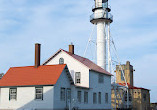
[46,51,90,88]
[68,71,111,110]
[0,68,72,110]
[0,86,54,110]
[45,51,112,109]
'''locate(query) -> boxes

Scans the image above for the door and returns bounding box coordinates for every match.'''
[66,88,71,108]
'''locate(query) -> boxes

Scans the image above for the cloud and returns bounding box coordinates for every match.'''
[133,53,157,102]
[0,0,156,102]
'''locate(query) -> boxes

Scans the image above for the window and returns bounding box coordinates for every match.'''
[102,0,108,8]
[98,74,104,83]
[98,92,101,104]
[67,88,71,102]
[75,72,81,84]
[59,58,64,64]
[35,87,43,100]
[121,70,125,81]
[143,93,146,101]
[60,88,65,101]
[93,92,97,104]
[129,96,132,101]
[77,91,81,103]
[124,93,132,102]
[9,88,17,100]
[105,93,108,103]
[84,92,88,104]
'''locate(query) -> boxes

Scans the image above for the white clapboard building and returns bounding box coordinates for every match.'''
[0,44,112,110]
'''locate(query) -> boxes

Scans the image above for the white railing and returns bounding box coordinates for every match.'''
[90,12,113,22]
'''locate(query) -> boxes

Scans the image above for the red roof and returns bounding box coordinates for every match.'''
[43,49,112,76]
[118,83,150,91]
[0,64,66,87]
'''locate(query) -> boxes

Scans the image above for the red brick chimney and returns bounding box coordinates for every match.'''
[69,43,74,54]
[35,43,41,68]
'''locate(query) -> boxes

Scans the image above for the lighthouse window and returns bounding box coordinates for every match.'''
[59,58,64,64]
[102,0,108,8]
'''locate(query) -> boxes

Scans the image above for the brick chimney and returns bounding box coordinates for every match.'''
[35,43,41,68]
[69,43,74,54]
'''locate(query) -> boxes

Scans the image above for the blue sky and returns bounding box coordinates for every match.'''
[0,0,157,102]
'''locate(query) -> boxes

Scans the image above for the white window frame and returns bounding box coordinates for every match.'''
[59,58,64,64]
[35,87,43,100]
[9,88,17,101]
[75,72,81,84]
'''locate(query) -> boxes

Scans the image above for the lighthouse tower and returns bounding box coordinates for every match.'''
[90,0,113,71]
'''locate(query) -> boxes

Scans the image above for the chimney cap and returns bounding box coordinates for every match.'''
[70,42,74,45]
[35,43,41,45]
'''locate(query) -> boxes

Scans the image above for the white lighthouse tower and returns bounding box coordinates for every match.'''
[90,0,113,71]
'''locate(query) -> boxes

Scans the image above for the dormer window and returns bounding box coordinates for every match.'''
[59,58,64,64]
[75,72,81,84]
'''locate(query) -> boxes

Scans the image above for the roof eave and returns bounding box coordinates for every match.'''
[0,84,54,88]
[42,49,62,65]
[90,69,113,76]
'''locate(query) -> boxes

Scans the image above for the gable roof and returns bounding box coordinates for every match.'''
[0,64,68,87]
[43,49,112,76]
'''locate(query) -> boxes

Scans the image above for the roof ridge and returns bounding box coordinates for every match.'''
[61,49,88,60]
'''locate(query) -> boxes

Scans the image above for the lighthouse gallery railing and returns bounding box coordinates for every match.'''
[90,12,113,22]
